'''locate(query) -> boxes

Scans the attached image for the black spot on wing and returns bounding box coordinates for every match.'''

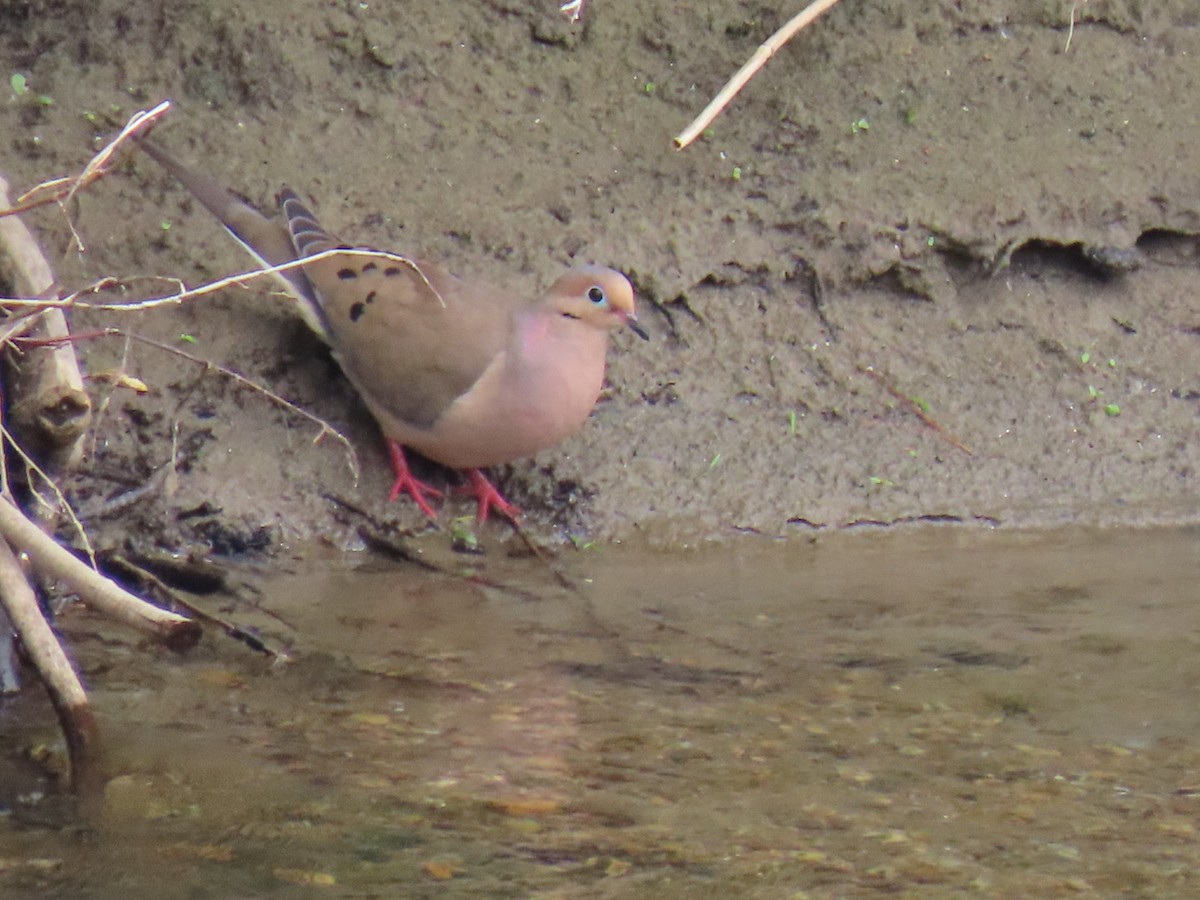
[384,266,403,277]
[349,301,365,322]
[365,290,377,304]
[337,268,357,280]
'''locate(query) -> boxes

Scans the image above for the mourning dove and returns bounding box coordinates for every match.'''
[137,139,647,522]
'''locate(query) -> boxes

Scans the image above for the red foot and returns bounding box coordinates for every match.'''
[386,441,443,518]
[461,469,522,524]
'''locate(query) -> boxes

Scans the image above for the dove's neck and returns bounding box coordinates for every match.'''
[505,307,609,428]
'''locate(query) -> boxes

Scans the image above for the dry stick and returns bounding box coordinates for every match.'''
[0,174,94,513]
[106,554,281,658]
[674,0,845,150]
[857,365,974,457]
[0,496,200,648]
[0,100,172,228]
[1,426,97,567]
[0,537,103,801]
[0,172,94,696]
[0,247,446,314]
[121,329,360,483]
[17,326,361,484]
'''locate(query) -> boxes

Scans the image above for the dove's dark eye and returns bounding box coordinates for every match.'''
[587,286,607,305]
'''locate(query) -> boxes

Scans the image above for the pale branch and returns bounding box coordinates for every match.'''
[675,0,844,150]
[0,536,102,800]
[0,496,201,649]
[0,246,445,313]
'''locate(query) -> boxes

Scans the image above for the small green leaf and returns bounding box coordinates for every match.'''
[1104,403,1120,417]
[787,410,797,435]
[10,73,27,95]
[708,453,722,469]
[643,82,656,95]
[731,166,742,181]
[179,333,197,344]
[448,517,478,551]
[851,116,870,134]
[1080,351,1091,364]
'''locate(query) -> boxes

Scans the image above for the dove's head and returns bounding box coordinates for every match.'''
[546,265,649,340]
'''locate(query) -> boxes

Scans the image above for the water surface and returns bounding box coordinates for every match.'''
[3,526,1199,897]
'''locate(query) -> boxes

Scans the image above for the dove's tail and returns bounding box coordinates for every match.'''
[135,137,331,341]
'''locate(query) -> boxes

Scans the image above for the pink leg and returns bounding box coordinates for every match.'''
[462,469,522,524]
[386,441,443,518]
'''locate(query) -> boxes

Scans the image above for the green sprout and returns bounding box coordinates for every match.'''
[448,517,479,552]
[1104,403,1120,417]
[787,410,797,435]
[643,82,656,95]
[10,73,27,95]
[731,166,742,181]
[179,333,197,344]
[851,116,870,134]
[868,476,894,486]
[708,452,722,469]
[1080,351,1091,364]
[569,534,596,551]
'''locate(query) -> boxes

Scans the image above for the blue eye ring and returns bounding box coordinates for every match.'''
[587,285,607,305]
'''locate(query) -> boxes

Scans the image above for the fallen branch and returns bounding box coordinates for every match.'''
[0,171,96,698]
[0,496,201,649]
[674,0,844,149]
[0,536,103,801]
[0,174,93,481]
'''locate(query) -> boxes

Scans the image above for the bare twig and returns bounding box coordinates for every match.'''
[0,537,102,801]
[674,0,844,149]
[858,364,974,456]
[1065,1,1088,53]
[107,554,282,658]
[1,424,97,566]
[15,326,360,484]
[0,247,445,313]
[0,495,200,648]
[0,101,172,249]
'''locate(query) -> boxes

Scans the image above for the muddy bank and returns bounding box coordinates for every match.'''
[0,0,1197,551]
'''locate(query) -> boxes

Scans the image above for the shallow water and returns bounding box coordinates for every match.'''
[3,526,1200,897]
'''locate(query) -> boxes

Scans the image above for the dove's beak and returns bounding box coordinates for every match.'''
[622,313,650,341]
